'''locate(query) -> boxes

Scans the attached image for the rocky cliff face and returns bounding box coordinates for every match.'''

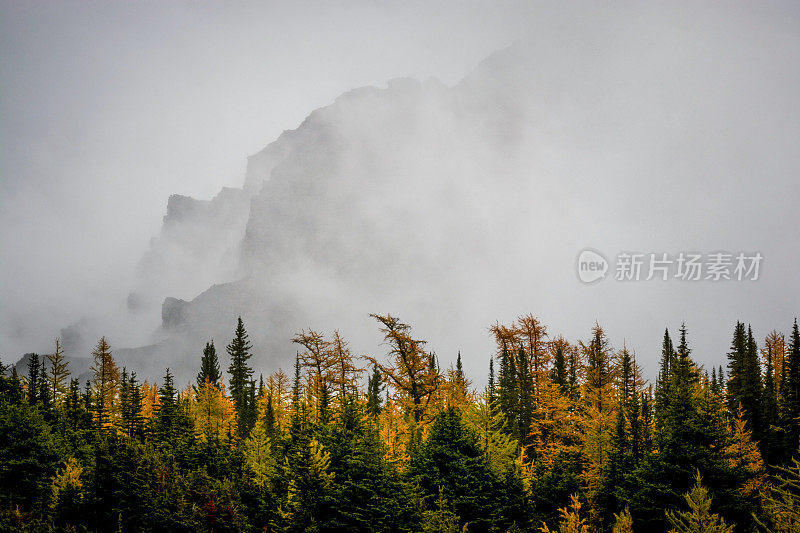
[115,59,528,380]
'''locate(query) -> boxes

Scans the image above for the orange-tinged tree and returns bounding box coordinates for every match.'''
[367,314,440,450]
[763,330,786,394]
[328,331,363,401]
[441,358,471,409]
[265,369,291,436]
[379,396,410,467]
[516,314,550,396]
[292,329,336,418]
[724,408,766,498]
[529,379,582,470]
[90,337,119,430]
[140,381,160,422]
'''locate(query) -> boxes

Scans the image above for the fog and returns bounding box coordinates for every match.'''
[1,1,798,386]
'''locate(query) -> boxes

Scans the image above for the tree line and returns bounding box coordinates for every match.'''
[1,313,799,532]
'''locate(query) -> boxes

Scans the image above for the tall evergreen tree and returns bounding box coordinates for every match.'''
[584,323,612,413]
[655,328,676,419]
[197,341,221,390]
[154,368,186,443]
[227,317,255,437]
[366,364,384,417]
[26,353,43,405]
[566,344,580,400]
[498,341,518,439]
[46,339,70,406]
[550,339,568,392]
[120,370,144,439]
[410,407,524,532]
[780,319,800,460]
[726,322,763,436]
[762,335,781,463]
[516,345,534,447]
[665,472,734,533]
[487,358,496,406]
[90,336,119,431]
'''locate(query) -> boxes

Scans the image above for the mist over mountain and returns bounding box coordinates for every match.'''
[5,5,799,386]
[30,26,794,387]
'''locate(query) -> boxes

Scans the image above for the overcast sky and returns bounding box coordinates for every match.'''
[1,1,798,380]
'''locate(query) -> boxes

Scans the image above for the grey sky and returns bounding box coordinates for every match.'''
[1,1,798,383]
[0,0,533,354]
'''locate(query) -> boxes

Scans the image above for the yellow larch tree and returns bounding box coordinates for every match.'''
[515,314,550,397]
[264,369,291,436]
[140,380,160,422]
[763,330,786,394]
[192,379,237,440]
[90,337,120,430]
[328,331,364,403]
[724,408,766,498]
[378,395,411,468]
[367,314,440,450]
[292,329,336,417]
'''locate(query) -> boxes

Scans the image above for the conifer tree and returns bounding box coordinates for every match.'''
[762,334,781,463]
[517,345,534,447]
[580,323,614,494]
[498,341,518,439]
[90,337,119,431]
[291,352,302,412]
[454,352,468,397]
[583,323,612,413]
[26,353,43,405]
[465,397,517,476]
[410,407,521,531]
[281,400,335,531]
[656,328,676,419]
[264,388,277,438]
[540,494,590,533]
[155,368,181,442]
[227,317,255,436]
[516,314,549,398]
[46,339,70,406]
[487,357,496,406]
[665,472,734,533]
[726,322,763,436]
[292,330,333,400]
[64,378,82,427]
[366,364,384,417]
[120,370,144,439]
[329,331,363,401]
[551,337,568,392]
[367,314,439,451]
[612,507,634,533]
[780,319,800,458]
[119,367,130,431]
[566,343,581,400]
[244,421,277,489]
[197,341,221,390]
[756,447,800,531]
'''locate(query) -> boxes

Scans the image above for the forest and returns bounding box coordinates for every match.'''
[1,313,799,532]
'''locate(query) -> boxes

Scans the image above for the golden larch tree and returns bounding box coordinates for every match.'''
[90,337,120,430]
